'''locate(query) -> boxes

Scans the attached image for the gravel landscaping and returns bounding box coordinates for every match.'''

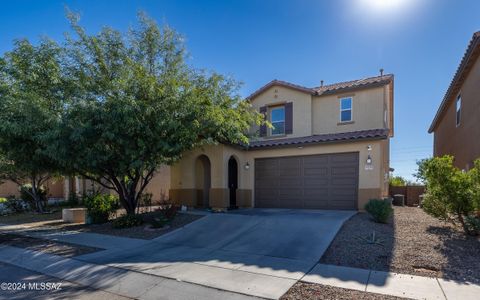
[0,233,101,257]
[321,206,480,283]
[282,282,410,300]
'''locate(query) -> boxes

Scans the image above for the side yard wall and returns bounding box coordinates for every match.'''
[389,185,426,206]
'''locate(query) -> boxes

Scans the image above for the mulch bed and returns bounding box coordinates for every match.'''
[281,282,409,300]
[320,206,480,284]
[38,212,204,240]
[0,210,63,226]
[0,233,101,257]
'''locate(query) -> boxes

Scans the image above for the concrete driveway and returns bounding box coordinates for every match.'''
[78,209,355,299]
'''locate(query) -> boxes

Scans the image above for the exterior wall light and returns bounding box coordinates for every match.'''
[365,155,373,170]
[244,162,250,170]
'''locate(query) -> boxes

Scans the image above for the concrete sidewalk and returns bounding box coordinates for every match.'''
[0,245,260,300]
[302,263,480,300]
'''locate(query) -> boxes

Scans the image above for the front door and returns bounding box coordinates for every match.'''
[228,157,238,208]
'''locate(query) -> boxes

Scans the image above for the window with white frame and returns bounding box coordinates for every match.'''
[456,95,461,127]
[340,97,352,122]
[270,106,285,135]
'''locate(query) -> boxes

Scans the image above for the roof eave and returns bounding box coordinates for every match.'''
[428,32,480,133]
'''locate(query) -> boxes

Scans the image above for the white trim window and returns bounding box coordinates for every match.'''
[340,97,352,122]
[456,95,461,127]
[270,106,285,135]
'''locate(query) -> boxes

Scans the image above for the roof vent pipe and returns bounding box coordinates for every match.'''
[320,80,324,87]
[380,68,384,77]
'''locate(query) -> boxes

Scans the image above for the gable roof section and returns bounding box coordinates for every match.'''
[428,31,480,133]
[246,74,394,100]
[247,128,389,149]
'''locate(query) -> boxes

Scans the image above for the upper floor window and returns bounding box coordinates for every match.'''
[340,97,352,122]
[456,95,461,127]
[271,106,285,135]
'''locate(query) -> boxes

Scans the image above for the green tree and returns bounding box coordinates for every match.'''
[389,175,407,186]
[0,39,66,212]
[416,156,479,235]
[48,12,263,215]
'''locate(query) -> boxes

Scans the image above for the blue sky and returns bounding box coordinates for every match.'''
[1,0,479,181]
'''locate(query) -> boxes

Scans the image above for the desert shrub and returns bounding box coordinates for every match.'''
[3,196,26,213]
[416,156,480,235]
[112,214,144,229]
[465,216,480,235]
[0,197,6,204]
[365,199,393,223]
[137,192,153,213]
[20,184,48,211]
[150,217,169,228]
[159,203,178,220]
[84,194,119,224]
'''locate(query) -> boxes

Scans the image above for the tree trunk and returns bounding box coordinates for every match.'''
[118,188,138,215]
[31,182,44,213]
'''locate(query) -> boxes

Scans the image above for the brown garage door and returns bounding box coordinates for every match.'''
[254,152,359,210]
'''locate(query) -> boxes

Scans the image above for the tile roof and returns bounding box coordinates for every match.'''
[429,31,480,133]
[247,128,389,150]
[313,74,393,95]
[246,74,393,100]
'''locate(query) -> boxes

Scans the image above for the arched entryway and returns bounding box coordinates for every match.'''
[195,155,211,208]
[228,156,238,209]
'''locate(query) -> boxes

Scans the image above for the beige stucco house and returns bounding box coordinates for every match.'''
[169,73,394,210]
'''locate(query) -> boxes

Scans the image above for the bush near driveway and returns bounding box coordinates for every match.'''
[112,214,144,229]
[84,194,119,224]
[416,156,480,235]
[365,199,393,223]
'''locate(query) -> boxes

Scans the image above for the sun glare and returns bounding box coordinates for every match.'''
[358,0,413,12]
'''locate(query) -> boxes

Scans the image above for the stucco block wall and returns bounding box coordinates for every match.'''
[433,57,480,169]
[249,86,312,138]
[312,87,386,135]
[170,139,388,210]
[0,178,65,198]
[144,165,170,203]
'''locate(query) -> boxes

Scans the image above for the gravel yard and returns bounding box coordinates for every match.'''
[0,232,100,257]
[282,282,410,300]
[320,206,480,283]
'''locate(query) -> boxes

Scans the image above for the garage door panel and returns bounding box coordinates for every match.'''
[255,153,358,210]
[331,166,357,175]
[303,167,328,176]
[304,178,329,187]
[278,178,303,187]
[330,153,359,163]
[331,177,358,185]
[303,156,329,165]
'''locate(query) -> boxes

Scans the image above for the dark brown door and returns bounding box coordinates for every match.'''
[228,157,238,208]
[254,152,359,210]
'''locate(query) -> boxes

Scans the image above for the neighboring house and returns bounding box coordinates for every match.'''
[429,31,480,170]
[0,178,65,199]
[170,73,394,210]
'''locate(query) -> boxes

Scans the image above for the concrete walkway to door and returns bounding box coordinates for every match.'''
[73,209,356,299]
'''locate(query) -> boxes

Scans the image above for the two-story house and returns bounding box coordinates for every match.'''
[429,31,480,170]
[169,73,394,210]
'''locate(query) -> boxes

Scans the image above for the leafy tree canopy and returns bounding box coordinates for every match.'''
[45,11,264,214]
[0,39,67,212]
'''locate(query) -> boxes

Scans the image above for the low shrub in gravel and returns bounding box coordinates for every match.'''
[112,214,144,229]
[416,156,480,235]
[365,199,393,223]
